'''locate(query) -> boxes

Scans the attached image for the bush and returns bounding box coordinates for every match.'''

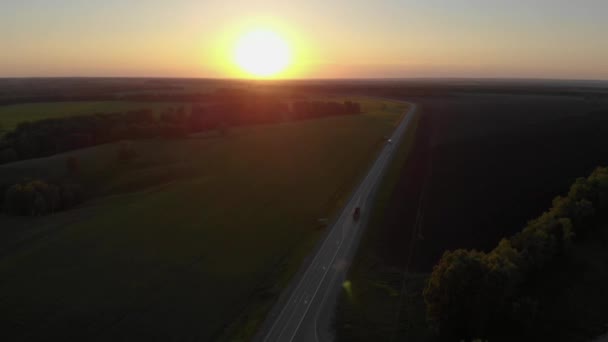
[3,180,83,216]
[424,249,490,339]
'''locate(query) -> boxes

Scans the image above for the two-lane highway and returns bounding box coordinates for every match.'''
[259,103,417,342]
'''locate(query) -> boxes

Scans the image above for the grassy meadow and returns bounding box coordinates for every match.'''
[0,98,408,340]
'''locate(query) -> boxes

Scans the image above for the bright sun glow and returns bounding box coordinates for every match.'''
[234,29,291,78]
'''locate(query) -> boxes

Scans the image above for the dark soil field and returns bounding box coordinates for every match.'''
[377,107,430,272]
[336,86,608,341]
[411,94,608,271]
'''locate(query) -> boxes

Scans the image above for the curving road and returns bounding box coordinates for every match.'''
[259,103,417,342]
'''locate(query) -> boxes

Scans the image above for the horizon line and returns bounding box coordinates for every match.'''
[1,76,608,83]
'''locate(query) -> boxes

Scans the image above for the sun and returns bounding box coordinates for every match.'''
[234,29,291,78]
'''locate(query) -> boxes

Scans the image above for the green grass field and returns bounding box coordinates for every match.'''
[0,101,178,132]
[0,98,408,340]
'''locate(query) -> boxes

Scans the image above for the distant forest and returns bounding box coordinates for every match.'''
[0,91,361,165]
[0,91,361,217]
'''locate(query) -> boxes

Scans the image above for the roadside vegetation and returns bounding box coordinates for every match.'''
[0,96,405,341]
[335,108,426,341]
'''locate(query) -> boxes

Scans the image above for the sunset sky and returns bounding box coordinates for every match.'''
[2,0,608,79]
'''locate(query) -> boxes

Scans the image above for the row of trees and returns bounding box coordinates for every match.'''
[0,143,142,216]
[2,180,83,217]
[292,100,361,120]
[423,167,608,340]
[0,109,163,162]
[0,98,362,164]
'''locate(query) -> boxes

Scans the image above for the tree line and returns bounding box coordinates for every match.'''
[0,98,362,164]
[2,180,83,217]
[423,167,608,340]
[0,144,142,217]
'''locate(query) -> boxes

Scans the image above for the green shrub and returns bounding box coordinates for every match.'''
[2,180,83,216]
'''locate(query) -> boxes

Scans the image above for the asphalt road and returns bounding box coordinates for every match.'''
[259,103,418,342]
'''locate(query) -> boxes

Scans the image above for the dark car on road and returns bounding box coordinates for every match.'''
[353,207,361,221]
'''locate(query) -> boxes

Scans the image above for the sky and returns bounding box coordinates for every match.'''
[1,0,608,79]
